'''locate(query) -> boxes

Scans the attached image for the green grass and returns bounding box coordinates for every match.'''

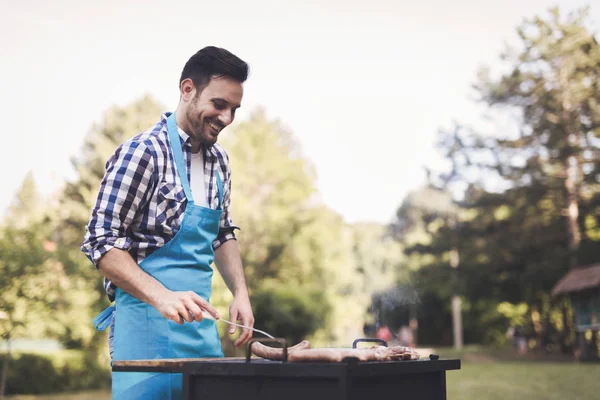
[6,346,600,400]
[438,346,600,400]
[447,362,600,400]
[6,390,110,400]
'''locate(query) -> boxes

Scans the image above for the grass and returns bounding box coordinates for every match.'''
[6,390,110,400]
[6,346,600,400]
[437,345,600,400]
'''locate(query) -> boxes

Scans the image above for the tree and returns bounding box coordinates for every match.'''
[0,177,67,398]
[216,109,407,348]
[52,95,166,357]
[473,7,600,269]
[389,184,464,346]
[214,109,334,348]
[406,7,600,349]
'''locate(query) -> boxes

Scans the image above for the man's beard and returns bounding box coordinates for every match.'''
[185,109,217,147]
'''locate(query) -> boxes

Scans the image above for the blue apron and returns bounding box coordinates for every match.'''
[94,113,224,400]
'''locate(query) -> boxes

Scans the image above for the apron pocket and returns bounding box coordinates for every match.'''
[147,306,170,359]
[113,304,152,361]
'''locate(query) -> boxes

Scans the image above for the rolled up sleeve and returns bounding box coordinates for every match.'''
[212,155,239,250]
[81,140,155,267]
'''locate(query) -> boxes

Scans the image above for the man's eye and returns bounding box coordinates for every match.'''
[213,101,226,110]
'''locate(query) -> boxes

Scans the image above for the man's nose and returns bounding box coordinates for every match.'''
[218,110,233,126]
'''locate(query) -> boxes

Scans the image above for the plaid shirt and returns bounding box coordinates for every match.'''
[81,112,238,301]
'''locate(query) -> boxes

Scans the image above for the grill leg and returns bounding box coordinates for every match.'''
[182,371,191,400]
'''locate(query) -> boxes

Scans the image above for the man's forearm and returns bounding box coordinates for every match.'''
[98,248,168,308]
[214,240,248,297]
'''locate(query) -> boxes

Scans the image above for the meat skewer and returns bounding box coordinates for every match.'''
[250,340,420,363]
[249,340,311,361]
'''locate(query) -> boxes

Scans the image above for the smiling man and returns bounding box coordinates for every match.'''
[82,46,254,400]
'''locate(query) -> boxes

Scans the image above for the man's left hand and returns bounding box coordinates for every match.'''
[229,294,254,347]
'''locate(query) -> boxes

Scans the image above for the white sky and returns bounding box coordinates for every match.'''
[1,0,597,223]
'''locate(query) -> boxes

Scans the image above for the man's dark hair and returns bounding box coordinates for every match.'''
[180,46,249,91]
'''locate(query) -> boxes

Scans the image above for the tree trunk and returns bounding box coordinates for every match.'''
[560,302,572,354]
[559,62,581,270]
[0,333,10,400]
[452,296,463,350]
[449,245,462,350]
[565,154,581,269]
[558,61,583,358]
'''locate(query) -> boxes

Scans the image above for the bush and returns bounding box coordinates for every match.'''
[0,351,110,395]
[252,283,331,345]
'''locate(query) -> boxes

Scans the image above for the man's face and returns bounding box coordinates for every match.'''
[184,76,243,147]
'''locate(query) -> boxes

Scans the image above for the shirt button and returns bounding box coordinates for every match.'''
[115,238,126,247]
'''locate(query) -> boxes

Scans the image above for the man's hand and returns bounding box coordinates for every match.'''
[228,294,254,347]
[156,290,220,325]
[213,239,253,347]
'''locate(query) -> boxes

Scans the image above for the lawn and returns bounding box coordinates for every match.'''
[6,390,110,400]
[439,346,600,400]
[6,346,600,400]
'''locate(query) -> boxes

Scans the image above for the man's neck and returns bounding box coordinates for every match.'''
[174,107,189,134]
[191,142,202,154]
[174,108,202,154]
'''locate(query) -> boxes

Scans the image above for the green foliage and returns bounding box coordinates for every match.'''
[0,175,69,343]
[2,172,43,230]
[216,109,406,347]
[0,96,166,396]
[387,6,600,349]
[50,95,167,350]
[0,351,110,395]
[219,111,343,346]
[222,108,317,285]
[252,281,329,345]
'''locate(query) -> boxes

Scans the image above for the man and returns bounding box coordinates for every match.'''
[82,46,254,400]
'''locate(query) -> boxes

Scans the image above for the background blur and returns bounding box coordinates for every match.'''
[1,0,599,399]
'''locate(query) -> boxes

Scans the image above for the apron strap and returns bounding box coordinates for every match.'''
[94,305,115,331]
[167,112,225,210]
[166,113,194,203]
[216,172,224,209]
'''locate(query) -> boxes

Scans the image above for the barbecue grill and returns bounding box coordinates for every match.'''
[112,338,461,400]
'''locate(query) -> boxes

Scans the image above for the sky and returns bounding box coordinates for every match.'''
[1,0,598,224]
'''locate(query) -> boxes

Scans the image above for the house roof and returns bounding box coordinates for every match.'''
[552,263,600,296]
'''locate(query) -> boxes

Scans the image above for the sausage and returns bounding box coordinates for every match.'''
[252,344,420,362]
[250,340,312,360]
[290,346,420,362]
[288,348,372,363]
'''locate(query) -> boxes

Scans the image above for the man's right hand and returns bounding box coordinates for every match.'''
[98,250,220,324]
[155,290,220,324]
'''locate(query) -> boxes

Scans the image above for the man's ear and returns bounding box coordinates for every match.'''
[180,78,196,101]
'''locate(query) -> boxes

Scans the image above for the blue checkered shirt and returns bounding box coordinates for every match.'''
[81,112,238,301]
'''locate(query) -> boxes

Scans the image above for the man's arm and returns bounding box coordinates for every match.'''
[214,239,254,347]
[99,248,219,324]
[82,140,155,268]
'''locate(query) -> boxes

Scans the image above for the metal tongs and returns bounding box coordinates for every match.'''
[201,310,275,339]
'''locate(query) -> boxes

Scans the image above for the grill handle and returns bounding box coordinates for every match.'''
[246,338,289,363]
[352,338,388,349]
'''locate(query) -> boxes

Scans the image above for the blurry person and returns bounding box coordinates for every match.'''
[376,325,393,343]
[82,46,253,400]
[514,326,528,355]
[506,326,517,349]
[398,325,415,347]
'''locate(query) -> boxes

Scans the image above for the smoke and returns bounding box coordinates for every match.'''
[371,285,420,329]
[375,285,420,309]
